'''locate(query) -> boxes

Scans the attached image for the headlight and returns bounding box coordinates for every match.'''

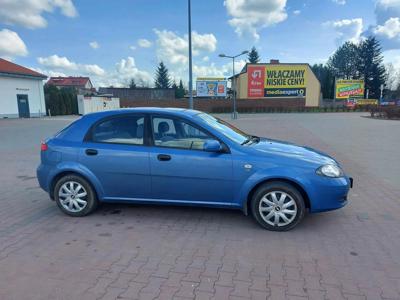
[316,164,344,178]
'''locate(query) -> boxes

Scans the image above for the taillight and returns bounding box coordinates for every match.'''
[41,141,48,151]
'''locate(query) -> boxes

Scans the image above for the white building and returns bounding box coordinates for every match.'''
[0,58,47,118]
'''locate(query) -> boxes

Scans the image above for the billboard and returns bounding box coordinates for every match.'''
[196,78,227,97]
[247,65,307,98]
[335,79,364,100]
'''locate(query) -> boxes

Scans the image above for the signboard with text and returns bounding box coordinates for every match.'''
[247,65,307,98]
[335,79,364,100]
[196,78,227,97]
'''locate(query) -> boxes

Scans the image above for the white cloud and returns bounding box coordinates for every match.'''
[374,17,400,39]
[137,38,152,48]
[0,0,77,29]
[293,10,301,15]
[36,56,151,88]
[37,54,105,76]
[82,64,105,76]
[89,41,100,49]
[100,57,152,87]
[327,18,364,44]
[332,0,346,5]
[202,56,210,62]
[38,54,77,70]
[224,0,287,41]
[129,45,136,51]
[0,29,28,59]
[154,29,217,65]
[192,32,217,53]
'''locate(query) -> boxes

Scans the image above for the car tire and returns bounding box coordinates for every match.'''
[251,181,305,231]
[54,174,98,217]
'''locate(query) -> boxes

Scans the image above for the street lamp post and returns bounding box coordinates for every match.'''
[219,50,248,119]
[188,0,193,109]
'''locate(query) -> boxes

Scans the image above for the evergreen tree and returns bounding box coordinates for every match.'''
[247,46,260,63]
[177,79,185,98]
[129,78,137,89]
[154,61,171,88]
[172,80,178,98]
[327,41,360,79]
[357,36,386,99]
[311,64,335,99]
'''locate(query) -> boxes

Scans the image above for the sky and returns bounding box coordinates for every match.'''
[0,0,399,88]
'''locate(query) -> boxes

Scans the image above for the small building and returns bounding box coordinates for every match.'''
[47,76,94,94]
[0,58,47,118]
[77,95,120,115]
[232,61,321,107]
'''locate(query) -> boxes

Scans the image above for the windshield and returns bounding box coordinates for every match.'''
[197,113,250,144]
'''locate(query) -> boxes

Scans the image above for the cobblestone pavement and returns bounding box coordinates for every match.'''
[0,113,399,300]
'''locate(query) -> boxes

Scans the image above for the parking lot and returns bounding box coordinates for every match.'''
[0,112,399,300]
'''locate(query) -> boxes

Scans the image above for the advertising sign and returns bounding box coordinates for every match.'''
[335,79,364,100]
[196,78,227,97]
[247,65,307,98]
[247,66,265,97]
[356,99,378,106]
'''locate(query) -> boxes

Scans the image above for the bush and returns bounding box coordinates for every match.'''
[44,85,78,116]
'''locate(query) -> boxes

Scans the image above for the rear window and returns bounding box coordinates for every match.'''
[55,118,82,139]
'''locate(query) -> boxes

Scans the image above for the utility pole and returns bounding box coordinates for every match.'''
[188,0,193,109]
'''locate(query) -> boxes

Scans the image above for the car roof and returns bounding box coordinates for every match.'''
[81,107,203,120]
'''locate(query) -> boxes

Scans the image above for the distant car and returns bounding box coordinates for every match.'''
[37,108,352,231]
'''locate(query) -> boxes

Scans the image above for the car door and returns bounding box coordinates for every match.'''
[149,115,233,204]
[79,114,151,200]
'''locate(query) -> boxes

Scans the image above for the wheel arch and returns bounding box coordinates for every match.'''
[243,178,311,216]
[49,170,100,201]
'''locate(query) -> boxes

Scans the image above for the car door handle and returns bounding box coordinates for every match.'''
[85,149,98,156]
[157,154,171,161]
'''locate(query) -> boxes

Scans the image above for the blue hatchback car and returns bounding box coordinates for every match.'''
[37,108,352,231]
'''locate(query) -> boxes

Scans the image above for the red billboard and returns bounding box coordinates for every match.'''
[247,65,265,98]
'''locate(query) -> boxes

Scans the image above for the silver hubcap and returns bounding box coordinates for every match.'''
[58,181,88,213]
[259,191,297,227]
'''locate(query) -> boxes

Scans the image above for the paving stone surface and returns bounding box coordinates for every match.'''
[0,113,399,300]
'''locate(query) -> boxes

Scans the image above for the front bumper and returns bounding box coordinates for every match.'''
[308,175,352,213]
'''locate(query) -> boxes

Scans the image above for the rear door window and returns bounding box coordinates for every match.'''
[91,115,144,145]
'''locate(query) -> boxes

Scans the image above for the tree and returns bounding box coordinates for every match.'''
[327,41,360,79]
[178,80,185,98]
[129,78,137,89]
[247,46,260,64]
[172,80,178,97]
[311,64,335,99]
[44,85,78,115]
[154,61,171,88]
[357,36,386,99]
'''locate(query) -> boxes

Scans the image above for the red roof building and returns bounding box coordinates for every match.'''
[0,58,47,79]
[0,58,47,118]
[47,76,94,90]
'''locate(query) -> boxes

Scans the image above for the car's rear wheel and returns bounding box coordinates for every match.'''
[251,181,305,231]
[54,175,98,217]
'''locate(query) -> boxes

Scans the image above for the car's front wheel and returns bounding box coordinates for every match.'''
[54,174,98,217]
[251,181,305,231]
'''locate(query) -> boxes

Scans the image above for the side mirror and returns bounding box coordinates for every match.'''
[203,140,222,152]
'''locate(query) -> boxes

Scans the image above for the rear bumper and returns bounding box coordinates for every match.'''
[36,164,50,192]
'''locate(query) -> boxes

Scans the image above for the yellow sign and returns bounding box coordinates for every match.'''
[356,99,378,105]
[336,79,364,99]
[264,65,307,89]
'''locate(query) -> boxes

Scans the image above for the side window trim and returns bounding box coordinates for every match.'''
[149,114,230,153]
[84,113,147,147]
